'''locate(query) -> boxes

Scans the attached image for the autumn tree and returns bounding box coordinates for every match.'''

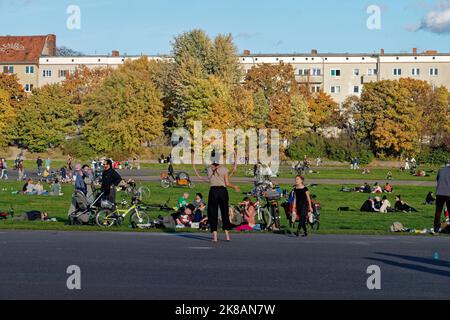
[307,91,339,131]
[0,73,26,107]
[354,80,421,157]
[424,86,450,147]
[0,88,16,147]
[15,84,77,152]
[83,68,165,157]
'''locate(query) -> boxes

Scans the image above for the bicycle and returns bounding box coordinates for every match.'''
[95,199,150,228]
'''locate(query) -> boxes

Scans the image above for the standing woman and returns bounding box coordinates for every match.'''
[292,175,313,237]
[206,162,240,243]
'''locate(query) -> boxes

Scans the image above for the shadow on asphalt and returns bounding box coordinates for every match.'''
[365,252,450,279]
[171,233,212,242]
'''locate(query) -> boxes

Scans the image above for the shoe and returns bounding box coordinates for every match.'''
[176,224,185,229]
[294,231,300,237]
[302,233,308,238]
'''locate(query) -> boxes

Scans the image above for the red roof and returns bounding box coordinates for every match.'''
[0,35,55,63]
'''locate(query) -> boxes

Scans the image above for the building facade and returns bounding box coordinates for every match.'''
[0,34,56,93]
[1,34,449,104]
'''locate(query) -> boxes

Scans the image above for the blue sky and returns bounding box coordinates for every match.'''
[1,0,450,55]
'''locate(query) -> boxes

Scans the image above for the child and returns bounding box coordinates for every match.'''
[177,192,190,209]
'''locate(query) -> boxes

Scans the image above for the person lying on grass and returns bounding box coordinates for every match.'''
[13,211,49,221]
[394,195,418,213]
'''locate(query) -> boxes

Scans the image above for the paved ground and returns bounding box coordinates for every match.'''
[0,231,448,300]
[4,169,436,187]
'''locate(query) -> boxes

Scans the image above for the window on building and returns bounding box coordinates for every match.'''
[2,66,14,74]
[412,68,420,76]
[42,70,52,78]
[353,86,360,94]
[59,70,67,78]
[393,68,402,76]
[430,68,439,76]
[311,85,321,93]
[367,68,377,76]
[25,66,34,74]
[331,69,341,77]
[353,69,360,76]
[70,69,76,76]
[312,68,321,76]
[330,86,341,94]
[298,69,310,76]
[24,84,33,92]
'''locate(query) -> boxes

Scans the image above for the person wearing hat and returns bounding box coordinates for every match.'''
[434,158,450,234]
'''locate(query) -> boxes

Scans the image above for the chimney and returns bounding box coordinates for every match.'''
[412,48,417,54]
[46,34,56,56]
[112,50,120,57]
[380,48,385,55]
[425,50,438,55]
[243,49,251,56]
[311,49,318,55]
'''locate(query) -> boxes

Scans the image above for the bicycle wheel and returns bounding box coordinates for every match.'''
[130,210,150,226]
[259,207,272,229]
[95,210,116,227]
[272,206,281,229]
[160,179,171,189]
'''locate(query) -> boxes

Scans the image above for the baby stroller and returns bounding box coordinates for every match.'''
[68,191,104,225]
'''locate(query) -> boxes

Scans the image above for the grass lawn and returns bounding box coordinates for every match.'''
[0,180,441,236]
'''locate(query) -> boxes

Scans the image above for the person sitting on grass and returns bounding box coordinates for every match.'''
[358,182,371,193]
[394,195,418,213]
[173,204,195,228]
[425,192,436,205]
[360,197,380,213]
[34,181,48,196]
[49,178,62,196]
[192,202,208,225]
[379,196,392,213]
[240,197,257,228]
[384,183,394,193]
[192,193,205,210]
[177,192,190,209]
[372,182,383,194]
[22,179,36,195]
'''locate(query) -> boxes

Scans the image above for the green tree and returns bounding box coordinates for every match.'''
[83,69,165,156]
[16,85,76,152]
[355,80,421,157]
[0,88,16,147]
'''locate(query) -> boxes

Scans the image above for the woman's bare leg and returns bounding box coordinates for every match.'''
[212,231,218,242]
[225,230,231,242]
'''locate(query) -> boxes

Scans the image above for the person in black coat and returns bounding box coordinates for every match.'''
[101,159,122,204]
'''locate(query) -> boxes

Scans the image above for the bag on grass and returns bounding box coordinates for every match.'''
[390,222,406,232]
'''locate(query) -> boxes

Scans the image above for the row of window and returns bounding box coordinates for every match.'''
[42,69,76,78]
[299,67,440,77]
[2,66,35,74]
[309,85,360,95]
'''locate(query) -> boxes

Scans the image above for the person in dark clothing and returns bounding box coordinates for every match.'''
[292,175,313,237]
[168,163,175,181]
[36,157,43,176]
[360,197,377,212]
[394,195,418,212]
[425,192,436,205]
[434,159,450,233]
[101,159,123,204]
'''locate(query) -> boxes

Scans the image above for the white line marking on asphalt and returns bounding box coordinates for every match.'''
[188,247,213,250]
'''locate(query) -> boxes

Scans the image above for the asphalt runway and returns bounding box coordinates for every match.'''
[0,231,448,300]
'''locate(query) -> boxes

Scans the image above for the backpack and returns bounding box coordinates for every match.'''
[390,222,406,232]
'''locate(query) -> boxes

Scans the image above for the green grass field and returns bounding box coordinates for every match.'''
[0,180,441,235]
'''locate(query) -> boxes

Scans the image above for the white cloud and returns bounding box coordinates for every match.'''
[416,0,450,34]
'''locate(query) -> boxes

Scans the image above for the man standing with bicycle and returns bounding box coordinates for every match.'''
[101,159,123,205]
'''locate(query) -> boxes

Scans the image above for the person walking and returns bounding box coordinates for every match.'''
[0,159,7,180]
[36,157,43,176]
[206,162,240,243]
[17,160,25,181]
[45,157,52,172]
[292,175,313,237]
[434,159,450,234]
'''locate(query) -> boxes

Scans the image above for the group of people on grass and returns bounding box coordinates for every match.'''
[18,178,62,196]
[360,195,417,213]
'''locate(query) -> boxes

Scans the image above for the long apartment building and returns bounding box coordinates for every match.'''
[1,35,450,103]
